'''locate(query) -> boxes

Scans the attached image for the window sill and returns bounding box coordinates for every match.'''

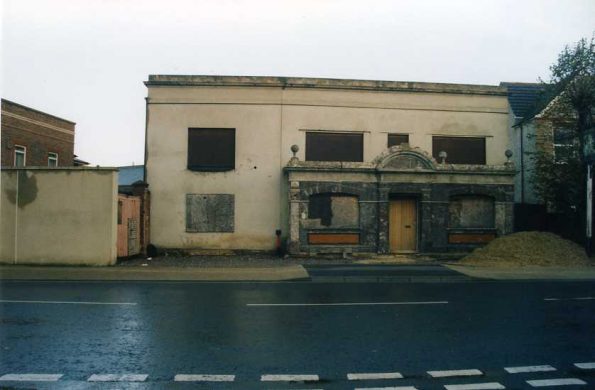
[187,166,235,172]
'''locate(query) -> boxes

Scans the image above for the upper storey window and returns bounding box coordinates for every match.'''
[388,133,409,147]
[432,136,486,164]
[305,132,363,162]
[14,145,26,167]
[187,128,235,171]
[48,152,58,167]
[553,128,578,163]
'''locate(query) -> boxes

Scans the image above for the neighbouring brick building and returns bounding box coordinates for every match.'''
[1,99,76,168]
[145,75,515,255]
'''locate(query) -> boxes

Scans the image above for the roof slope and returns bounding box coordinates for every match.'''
[118,165,144,186]
[500,82,546,118]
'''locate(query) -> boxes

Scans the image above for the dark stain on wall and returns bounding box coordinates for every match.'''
[5,171,38,208]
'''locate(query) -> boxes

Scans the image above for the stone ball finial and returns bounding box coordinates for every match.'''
[505,149,513,162]
[291,144,299,157]
[438,150,448,164]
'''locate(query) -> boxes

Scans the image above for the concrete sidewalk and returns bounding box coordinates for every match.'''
[445,264,595,280]
[0,264,309,281]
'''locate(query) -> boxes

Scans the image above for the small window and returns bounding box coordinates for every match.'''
[432,136,486,164]
[388,133,409,147]
[306,132,363,162]
[14,145,26,167]
[553,128,578,163]
[48,152,58,167]
[188,128,235,171]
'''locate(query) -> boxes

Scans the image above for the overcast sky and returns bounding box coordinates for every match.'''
[2,0,594,166]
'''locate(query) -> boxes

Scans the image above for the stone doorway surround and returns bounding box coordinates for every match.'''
[284,145,515,256]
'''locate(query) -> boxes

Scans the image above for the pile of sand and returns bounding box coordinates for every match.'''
[459,231,591,267]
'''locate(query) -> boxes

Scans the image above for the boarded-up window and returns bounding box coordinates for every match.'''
[449,195,494,228]
[186,194,234,232]
[308,193,359,228]
[432,136,486,164]
[388,134,409,147]
[188,128,235,171]
[306,132,363,162]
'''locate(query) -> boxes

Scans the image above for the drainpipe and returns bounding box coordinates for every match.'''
[143,97,149,183]
[519,123,525,204]
[13,171,19,264]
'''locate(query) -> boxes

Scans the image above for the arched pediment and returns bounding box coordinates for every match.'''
[375,145,437,170]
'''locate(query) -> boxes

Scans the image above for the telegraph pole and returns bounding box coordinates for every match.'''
[587,163,592,256]
[584,128,595,257]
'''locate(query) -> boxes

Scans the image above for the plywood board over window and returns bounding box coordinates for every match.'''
[307,193,359,228]
[187,128,235,171]
[432,136,486,164]
[305,132,363,162]
[449,195,495,228]
[186,194,234,232]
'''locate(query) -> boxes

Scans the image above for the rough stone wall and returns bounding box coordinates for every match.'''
[293,180,514,254]
[1,100,75,167]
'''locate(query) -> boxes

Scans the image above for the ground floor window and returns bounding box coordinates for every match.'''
[308,193,359,228]
[448,195,495,228]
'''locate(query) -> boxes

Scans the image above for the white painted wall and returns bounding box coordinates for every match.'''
[146,82,510,250]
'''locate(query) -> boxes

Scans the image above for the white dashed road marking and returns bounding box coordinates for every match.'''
[428,369,483,378]
[174,374,235,382]
[261,374,319,382]
[248,301,448,307]
[87,374,148,382]
[527,378,586,387]
[0,300,137,305]
[354,387,418,390]
[574,362,595,369]
[504,365,556,373]
[348,372,404,380]
[445,383,505,390]
[0,374,63,382]
[544,297,595,301]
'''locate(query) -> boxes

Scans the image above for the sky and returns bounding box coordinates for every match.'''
[1,0,594,166]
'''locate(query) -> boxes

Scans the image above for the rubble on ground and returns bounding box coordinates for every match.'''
[460,231,591,267]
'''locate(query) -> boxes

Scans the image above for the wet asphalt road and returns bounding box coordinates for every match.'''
[1,266,595,389]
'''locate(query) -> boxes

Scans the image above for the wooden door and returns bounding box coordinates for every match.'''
[389,198,417,252]
[117,195,142,257]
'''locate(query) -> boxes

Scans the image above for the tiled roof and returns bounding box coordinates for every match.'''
[500,82,546,119]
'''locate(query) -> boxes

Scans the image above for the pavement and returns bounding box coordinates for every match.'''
[0,264,309,281]
[2,257,595,281]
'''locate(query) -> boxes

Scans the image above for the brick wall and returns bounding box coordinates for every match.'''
[1,99,75,167]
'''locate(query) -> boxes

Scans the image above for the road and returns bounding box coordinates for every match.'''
[1,265,594,389]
